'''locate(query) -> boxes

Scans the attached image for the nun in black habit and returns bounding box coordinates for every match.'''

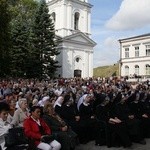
[79,94,99,143]
[115,92,146,144]
[96,95,132,148]
[60,93,88,144]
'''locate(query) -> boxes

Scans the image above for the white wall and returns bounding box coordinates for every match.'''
[120,35,150,77]
[47,0,91,37]
[57,40,94,78]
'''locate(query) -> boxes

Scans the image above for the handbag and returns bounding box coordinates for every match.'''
[41,135,54,144]
[5,127,28,147]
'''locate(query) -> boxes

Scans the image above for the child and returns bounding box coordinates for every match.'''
[0,102,11,150]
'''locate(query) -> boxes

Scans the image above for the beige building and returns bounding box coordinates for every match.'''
[119,33,150,79]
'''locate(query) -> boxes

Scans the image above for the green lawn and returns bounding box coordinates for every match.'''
[93,63,119,77]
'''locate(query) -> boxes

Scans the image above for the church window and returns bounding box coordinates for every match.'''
[74,12,80,30]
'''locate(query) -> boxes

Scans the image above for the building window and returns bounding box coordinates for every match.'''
[125,65,129,76]
[74,12,80,30]
[125,48,129,58]
[51,12,56,23]
[135,46,139,57]
[135,65,139,75]
[146,64,150,75]
[146,45,150,56]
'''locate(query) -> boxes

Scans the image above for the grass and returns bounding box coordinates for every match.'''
[93,63,119,78]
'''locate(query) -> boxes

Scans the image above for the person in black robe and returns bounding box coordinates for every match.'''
[54,96,64,117]
[79,94,99,143]
[139,90,150,138]
[60,94,87,144]
[130,90,150,138]
[92,88,106,114]
[96,96,132,148]
[115,93,146,145]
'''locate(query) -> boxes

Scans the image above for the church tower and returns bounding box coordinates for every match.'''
[46,0,96,78]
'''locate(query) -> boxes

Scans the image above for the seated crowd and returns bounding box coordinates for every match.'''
[0,77,150,150]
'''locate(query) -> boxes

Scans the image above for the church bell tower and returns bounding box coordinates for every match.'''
[46,0,96,78]
[46,0,92,37]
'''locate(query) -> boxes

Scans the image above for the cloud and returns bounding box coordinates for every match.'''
[106,0,150,30]
[104,37,119,48]
[93,37,119,67]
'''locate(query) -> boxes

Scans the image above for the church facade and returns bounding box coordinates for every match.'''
[46,0,96,78]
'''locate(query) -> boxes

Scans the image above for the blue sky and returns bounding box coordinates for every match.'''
[89,0,150,67]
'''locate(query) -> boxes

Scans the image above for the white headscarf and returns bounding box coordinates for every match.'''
[77,94,87,110]
[37,96,50,107]
[53,96,63,108]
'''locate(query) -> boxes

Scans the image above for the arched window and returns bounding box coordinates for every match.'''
[135,65,139,75]
[146,64,150,75]
[125,65,129,76]
[51,12,56,23]
[74,12,80,30]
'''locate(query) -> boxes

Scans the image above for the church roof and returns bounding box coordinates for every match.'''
[57,32,96,47]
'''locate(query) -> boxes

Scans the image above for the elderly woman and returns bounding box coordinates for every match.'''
[43,103,77,150]
[11,98,30,127]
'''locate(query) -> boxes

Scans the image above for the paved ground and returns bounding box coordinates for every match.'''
[75,138,150,150]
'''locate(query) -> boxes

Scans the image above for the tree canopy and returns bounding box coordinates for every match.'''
[0,0,11,77]
[33,0,60,78]
[0,0,60,79]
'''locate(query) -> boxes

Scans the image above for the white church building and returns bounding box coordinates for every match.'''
[119,33,150,79]
[46,0,96,78]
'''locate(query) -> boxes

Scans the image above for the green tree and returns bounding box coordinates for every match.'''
[9,0,38,77]
[33,0,60,78]
[10,19,30,77]
[0,0,11,77]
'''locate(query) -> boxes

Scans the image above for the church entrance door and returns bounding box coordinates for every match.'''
[74,69,82,77]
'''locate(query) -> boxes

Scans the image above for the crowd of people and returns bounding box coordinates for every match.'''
[0,77,150,150]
